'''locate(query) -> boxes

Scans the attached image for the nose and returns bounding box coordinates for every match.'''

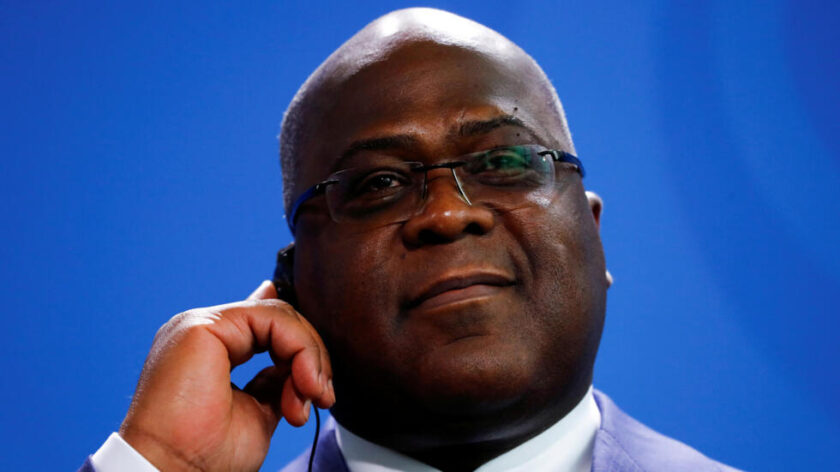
[401,170,495,246]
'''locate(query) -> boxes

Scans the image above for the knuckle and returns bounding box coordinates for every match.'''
[252,298,293,311]
[246,299,300,320]
[155,308,219,341]
[153,312,188,342]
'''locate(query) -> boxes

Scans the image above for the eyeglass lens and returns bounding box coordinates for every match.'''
[322,145,573,227]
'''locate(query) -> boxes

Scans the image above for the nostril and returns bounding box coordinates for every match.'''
[464,221,487,236]
[417,229,452,245]
[414,220,488,246]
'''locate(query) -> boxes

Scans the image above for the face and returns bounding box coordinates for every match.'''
[291,42,607,442]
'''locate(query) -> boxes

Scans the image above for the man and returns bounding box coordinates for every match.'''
[81,8,738,472]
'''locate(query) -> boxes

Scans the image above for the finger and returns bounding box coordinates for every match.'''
[205,301,326,399]
[244,365,289,422]
[281,375,311,427]
[247,280,277,301]
[292,313,335,408]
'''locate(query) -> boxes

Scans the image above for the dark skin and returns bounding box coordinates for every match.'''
[292,40,607,472]
[118,9,607,472]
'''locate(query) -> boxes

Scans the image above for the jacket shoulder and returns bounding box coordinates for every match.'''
[593,390,741,472]
[76,457,95,472]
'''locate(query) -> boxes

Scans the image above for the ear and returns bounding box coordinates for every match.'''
[585,190,612,287]
[585,191,603,231]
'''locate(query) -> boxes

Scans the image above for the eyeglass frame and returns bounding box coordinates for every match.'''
[285,146,585,233]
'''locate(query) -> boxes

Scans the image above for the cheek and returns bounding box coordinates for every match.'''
[503,189,605,333]
[293,228,403,357]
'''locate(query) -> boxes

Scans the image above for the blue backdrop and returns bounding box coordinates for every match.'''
[1,1,837,470]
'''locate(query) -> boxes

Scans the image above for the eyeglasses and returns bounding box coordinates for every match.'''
[286,144,585,233]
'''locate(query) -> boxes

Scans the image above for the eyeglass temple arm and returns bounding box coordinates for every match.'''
[287,181,332,233]
[539,150,585,178]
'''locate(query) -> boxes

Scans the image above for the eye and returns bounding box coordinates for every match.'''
[360,174,400,192]
[467,146,547,187]
[468,147,532,175]
[349,170,411,198]
[483,149,529,171]
[329,164,417,219]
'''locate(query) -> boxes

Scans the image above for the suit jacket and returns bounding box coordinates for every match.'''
[78,390,740,472]
[281,390,740,472]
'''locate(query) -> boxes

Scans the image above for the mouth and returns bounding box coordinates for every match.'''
[406,271,516,311]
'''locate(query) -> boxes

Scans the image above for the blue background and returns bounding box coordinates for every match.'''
[1,1,838,470]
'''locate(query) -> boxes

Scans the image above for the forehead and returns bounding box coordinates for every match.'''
[294,42,561,190]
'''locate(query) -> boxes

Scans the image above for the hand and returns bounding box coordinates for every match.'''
[119,280,335,472]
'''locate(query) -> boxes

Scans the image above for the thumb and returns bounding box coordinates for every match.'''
[247,280,277,301]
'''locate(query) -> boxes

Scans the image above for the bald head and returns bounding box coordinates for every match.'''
[279,8,574,212]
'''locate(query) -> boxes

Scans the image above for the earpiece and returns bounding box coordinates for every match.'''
[273,243,298,307]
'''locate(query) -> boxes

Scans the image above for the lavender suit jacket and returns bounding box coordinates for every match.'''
[78,390,740,472]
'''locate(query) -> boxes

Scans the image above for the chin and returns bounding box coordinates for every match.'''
[407,334,543,414]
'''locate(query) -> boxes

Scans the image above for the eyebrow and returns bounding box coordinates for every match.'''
[335,134,419,171]
[455,115,537,139]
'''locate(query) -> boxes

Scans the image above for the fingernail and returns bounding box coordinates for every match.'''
[318,372,326,393]
[303,399,312,421]
[328,379,336,404]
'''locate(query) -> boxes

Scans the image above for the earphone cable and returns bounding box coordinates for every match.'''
[307,407,321,472]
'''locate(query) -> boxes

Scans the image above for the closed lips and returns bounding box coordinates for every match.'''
[407,272,515,310]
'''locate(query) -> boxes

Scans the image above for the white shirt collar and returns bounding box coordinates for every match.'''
[334,386,601,472]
